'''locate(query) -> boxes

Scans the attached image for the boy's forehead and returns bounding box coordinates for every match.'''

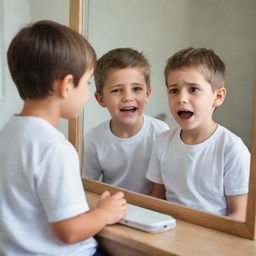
[106,66,145,76]
[166,67,208,86]
[105,67,147,84]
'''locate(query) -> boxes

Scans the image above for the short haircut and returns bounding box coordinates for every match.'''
[94,48,150,94]
[164,47,225,90]
[7,20,96,100]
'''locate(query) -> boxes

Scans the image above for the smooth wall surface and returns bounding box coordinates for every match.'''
[0,0,30,129]
[84,0,256,148]
[0,0,69,137]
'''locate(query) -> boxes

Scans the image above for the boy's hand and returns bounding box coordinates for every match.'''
[96,191,127,225]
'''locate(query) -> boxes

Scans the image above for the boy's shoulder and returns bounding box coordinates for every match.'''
[143,114,169,132]
[84,119,110,140]
[216,125,249,150]
[0,116,76,165]
[151,125,179,147]
[1,115,67,147]
[216,125,242,141]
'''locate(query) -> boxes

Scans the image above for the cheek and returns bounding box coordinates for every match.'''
[168,99,177,113]
[85,87,90,102]
[198,96,215,108]
[168,96,173,106]
[140,98,148,106]
[110,96,121,107]
[81,88,89,105]
[139,94,149,104]
[106,100,118,112]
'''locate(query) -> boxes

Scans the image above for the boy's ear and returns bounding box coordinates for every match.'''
[147,88,152,97]
[144,88,152,104]
[95,92,107,107]
[56,74,74,98]
[213,87,226,108]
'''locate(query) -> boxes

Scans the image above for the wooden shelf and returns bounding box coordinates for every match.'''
[86,190,256,256]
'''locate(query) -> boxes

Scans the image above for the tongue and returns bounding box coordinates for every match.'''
[179,111,193,119]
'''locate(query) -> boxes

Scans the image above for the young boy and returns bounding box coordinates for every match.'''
[146,47,250,221]
[0,20,127,255]
[83,48,169,195]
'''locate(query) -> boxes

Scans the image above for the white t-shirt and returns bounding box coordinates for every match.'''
[0,116,97,256]
[83,115,169,194]
[146,125,250,216]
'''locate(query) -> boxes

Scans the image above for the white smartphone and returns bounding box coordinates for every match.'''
[119,203,176,233]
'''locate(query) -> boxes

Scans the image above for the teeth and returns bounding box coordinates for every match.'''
[120,107,136,112]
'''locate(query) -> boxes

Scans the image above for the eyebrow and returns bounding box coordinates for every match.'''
[107,82,144,89]
[167,81,200,88]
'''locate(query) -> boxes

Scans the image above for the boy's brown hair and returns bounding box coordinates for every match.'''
[7,20,96,100]
[94,48,150,94]
[164,47,225,90]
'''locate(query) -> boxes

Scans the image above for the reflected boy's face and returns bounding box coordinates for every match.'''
[95,67,151,129]
[166,67,222,132]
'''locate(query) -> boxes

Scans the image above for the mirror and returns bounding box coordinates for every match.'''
[69,0,256,239]
[83,0,254,197]
[83,0,254,212]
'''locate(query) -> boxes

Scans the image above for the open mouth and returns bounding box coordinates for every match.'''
[120,106,137,112]
[177,110,193,119]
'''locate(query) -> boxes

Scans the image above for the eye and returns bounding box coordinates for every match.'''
[189,87,200,93]
[169,88,179,94]
[111,88,121,93]
[133,87,143,92]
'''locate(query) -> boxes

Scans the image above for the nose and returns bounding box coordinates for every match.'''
[122,89,133,102]
[177,90,188,104]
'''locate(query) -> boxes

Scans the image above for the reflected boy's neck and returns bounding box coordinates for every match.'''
[180,121,218,145]
[110,115,144,138]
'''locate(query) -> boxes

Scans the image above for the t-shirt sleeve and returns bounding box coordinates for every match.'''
[82,132,103,180]
[224,139,250,196]
[36,143,89,223]
[153,118,169,134]
[159,121,170,132]
[146,137,164,184]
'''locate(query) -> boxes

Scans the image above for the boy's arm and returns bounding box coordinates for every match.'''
[152,183,166,200]
[51,191,126,245]
[223,136,250,222]
[226,193,248,221]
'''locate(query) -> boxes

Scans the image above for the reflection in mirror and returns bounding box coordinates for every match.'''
[83,47,169,196]
[82,0,255,220]
[72,0,256,239]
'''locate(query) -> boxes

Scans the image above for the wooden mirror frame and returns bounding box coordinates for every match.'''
[69,0,256,240]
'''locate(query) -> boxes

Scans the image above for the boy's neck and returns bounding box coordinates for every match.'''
[110,115,144,138]
[180,121,218,145]
[19,99,60,127]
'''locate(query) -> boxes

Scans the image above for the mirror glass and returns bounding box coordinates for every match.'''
[82,0,256,218]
